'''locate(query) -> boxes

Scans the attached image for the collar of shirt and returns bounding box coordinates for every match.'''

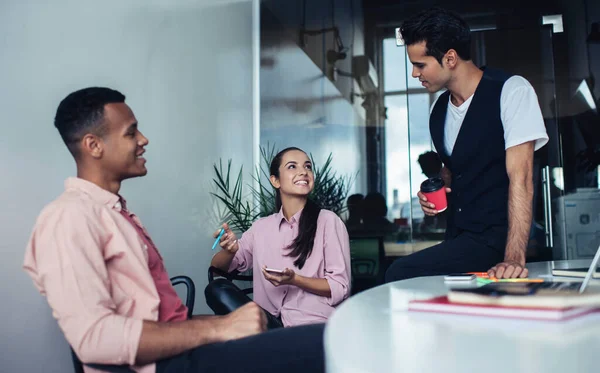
[276,207,304,231]
[65,178,156,256]
[64,177,123,210]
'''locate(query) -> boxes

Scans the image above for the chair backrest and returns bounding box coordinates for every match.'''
[349,236,385,279]
[208,266,253,295]
[70,275,196,373]
[170,275,196,319]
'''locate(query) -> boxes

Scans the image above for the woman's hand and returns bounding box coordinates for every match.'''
[214,223,239,254]
[261,266,296,287]
[262,266,332,297]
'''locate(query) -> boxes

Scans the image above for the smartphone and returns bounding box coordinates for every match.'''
[264,268,284,274]
[444,273,476,282]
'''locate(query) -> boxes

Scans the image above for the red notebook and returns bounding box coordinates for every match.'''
[408,296,598,321]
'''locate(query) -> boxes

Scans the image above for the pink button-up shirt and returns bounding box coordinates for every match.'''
[23,178,179,373]
[229,208,351,326]
[118,202,188,323]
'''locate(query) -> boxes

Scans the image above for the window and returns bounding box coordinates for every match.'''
[383,38,441,238]
[542,15,564,33]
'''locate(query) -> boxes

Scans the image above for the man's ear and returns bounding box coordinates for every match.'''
[269,175,280,189]
[81,134,104,159]
[443,49,459,69]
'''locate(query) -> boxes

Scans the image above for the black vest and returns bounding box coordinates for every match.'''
[430,68,510,250]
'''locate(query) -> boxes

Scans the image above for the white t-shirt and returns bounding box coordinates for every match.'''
[432,75,549,155]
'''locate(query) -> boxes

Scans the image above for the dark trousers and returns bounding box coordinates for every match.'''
[204,278,284,329]
[156,323,325,373]
[385,231,504,282]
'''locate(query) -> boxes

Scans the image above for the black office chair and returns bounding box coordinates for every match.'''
[170,275,196,319]
[205,266,254,316]
[70,275,196,373]
[205,266,282,329]
[207,266,253,295]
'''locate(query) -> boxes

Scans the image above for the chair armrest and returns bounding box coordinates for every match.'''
[85,363,136,373]
[208,266,253,283]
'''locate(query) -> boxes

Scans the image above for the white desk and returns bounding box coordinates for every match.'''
[325,260,600,373]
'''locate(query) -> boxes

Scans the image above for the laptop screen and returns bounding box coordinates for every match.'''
[580,243,600,293]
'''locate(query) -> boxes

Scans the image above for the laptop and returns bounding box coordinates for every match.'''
[551,244,600,285]
[577,241,600,293]
[447,244,600,309]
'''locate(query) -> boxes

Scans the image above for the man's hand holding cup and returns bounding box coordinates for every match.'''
[418,177,451,216]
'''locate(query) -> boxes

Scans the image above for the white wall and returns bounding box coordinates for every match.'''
[260,40,367,192]
[0,0,256,372]
[260,1,368,196]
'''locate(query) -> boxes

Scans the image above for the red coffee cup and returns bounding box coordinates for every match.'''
[420,177,447,212]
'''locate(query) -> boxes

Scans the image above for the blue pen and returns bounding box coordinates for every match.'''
[211,228,225,250]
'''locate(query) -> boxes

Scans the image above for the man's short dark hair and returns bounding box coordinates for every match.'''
[363,192,388,218]
[418,151,443,178]
[400,7,471,64]
[54,87,126,157]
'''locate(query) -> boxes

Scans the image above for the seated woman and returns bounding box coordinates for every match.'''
[207,147,351,328]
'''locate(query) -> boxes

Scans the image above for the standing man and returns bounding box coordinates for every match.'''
[385,8,548,282]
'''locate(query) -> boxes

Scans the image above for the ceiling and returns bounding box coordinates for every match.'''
[362,0,561,28]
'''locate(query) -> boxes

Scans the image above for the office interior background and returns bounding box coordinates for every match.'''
[1,0,599,371]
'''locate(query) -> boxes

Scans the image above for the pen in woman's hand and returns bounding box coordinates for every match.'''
[211,228,225,250]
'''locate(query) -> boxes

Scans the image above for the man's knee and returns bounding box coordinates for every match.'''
[384,258,410,283]
[385,253,436,283]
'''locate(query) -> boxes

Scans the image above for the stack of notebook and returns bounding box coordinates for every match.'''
[409,282,600,321]
[409,244,600,321]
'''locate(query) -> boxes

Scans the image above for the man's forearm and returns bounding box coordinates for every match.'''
[505,175,533,264]
[135,318,224,365]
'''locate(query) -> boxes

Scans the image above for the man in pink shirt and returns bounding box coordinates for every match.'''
[23,87,325,373]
